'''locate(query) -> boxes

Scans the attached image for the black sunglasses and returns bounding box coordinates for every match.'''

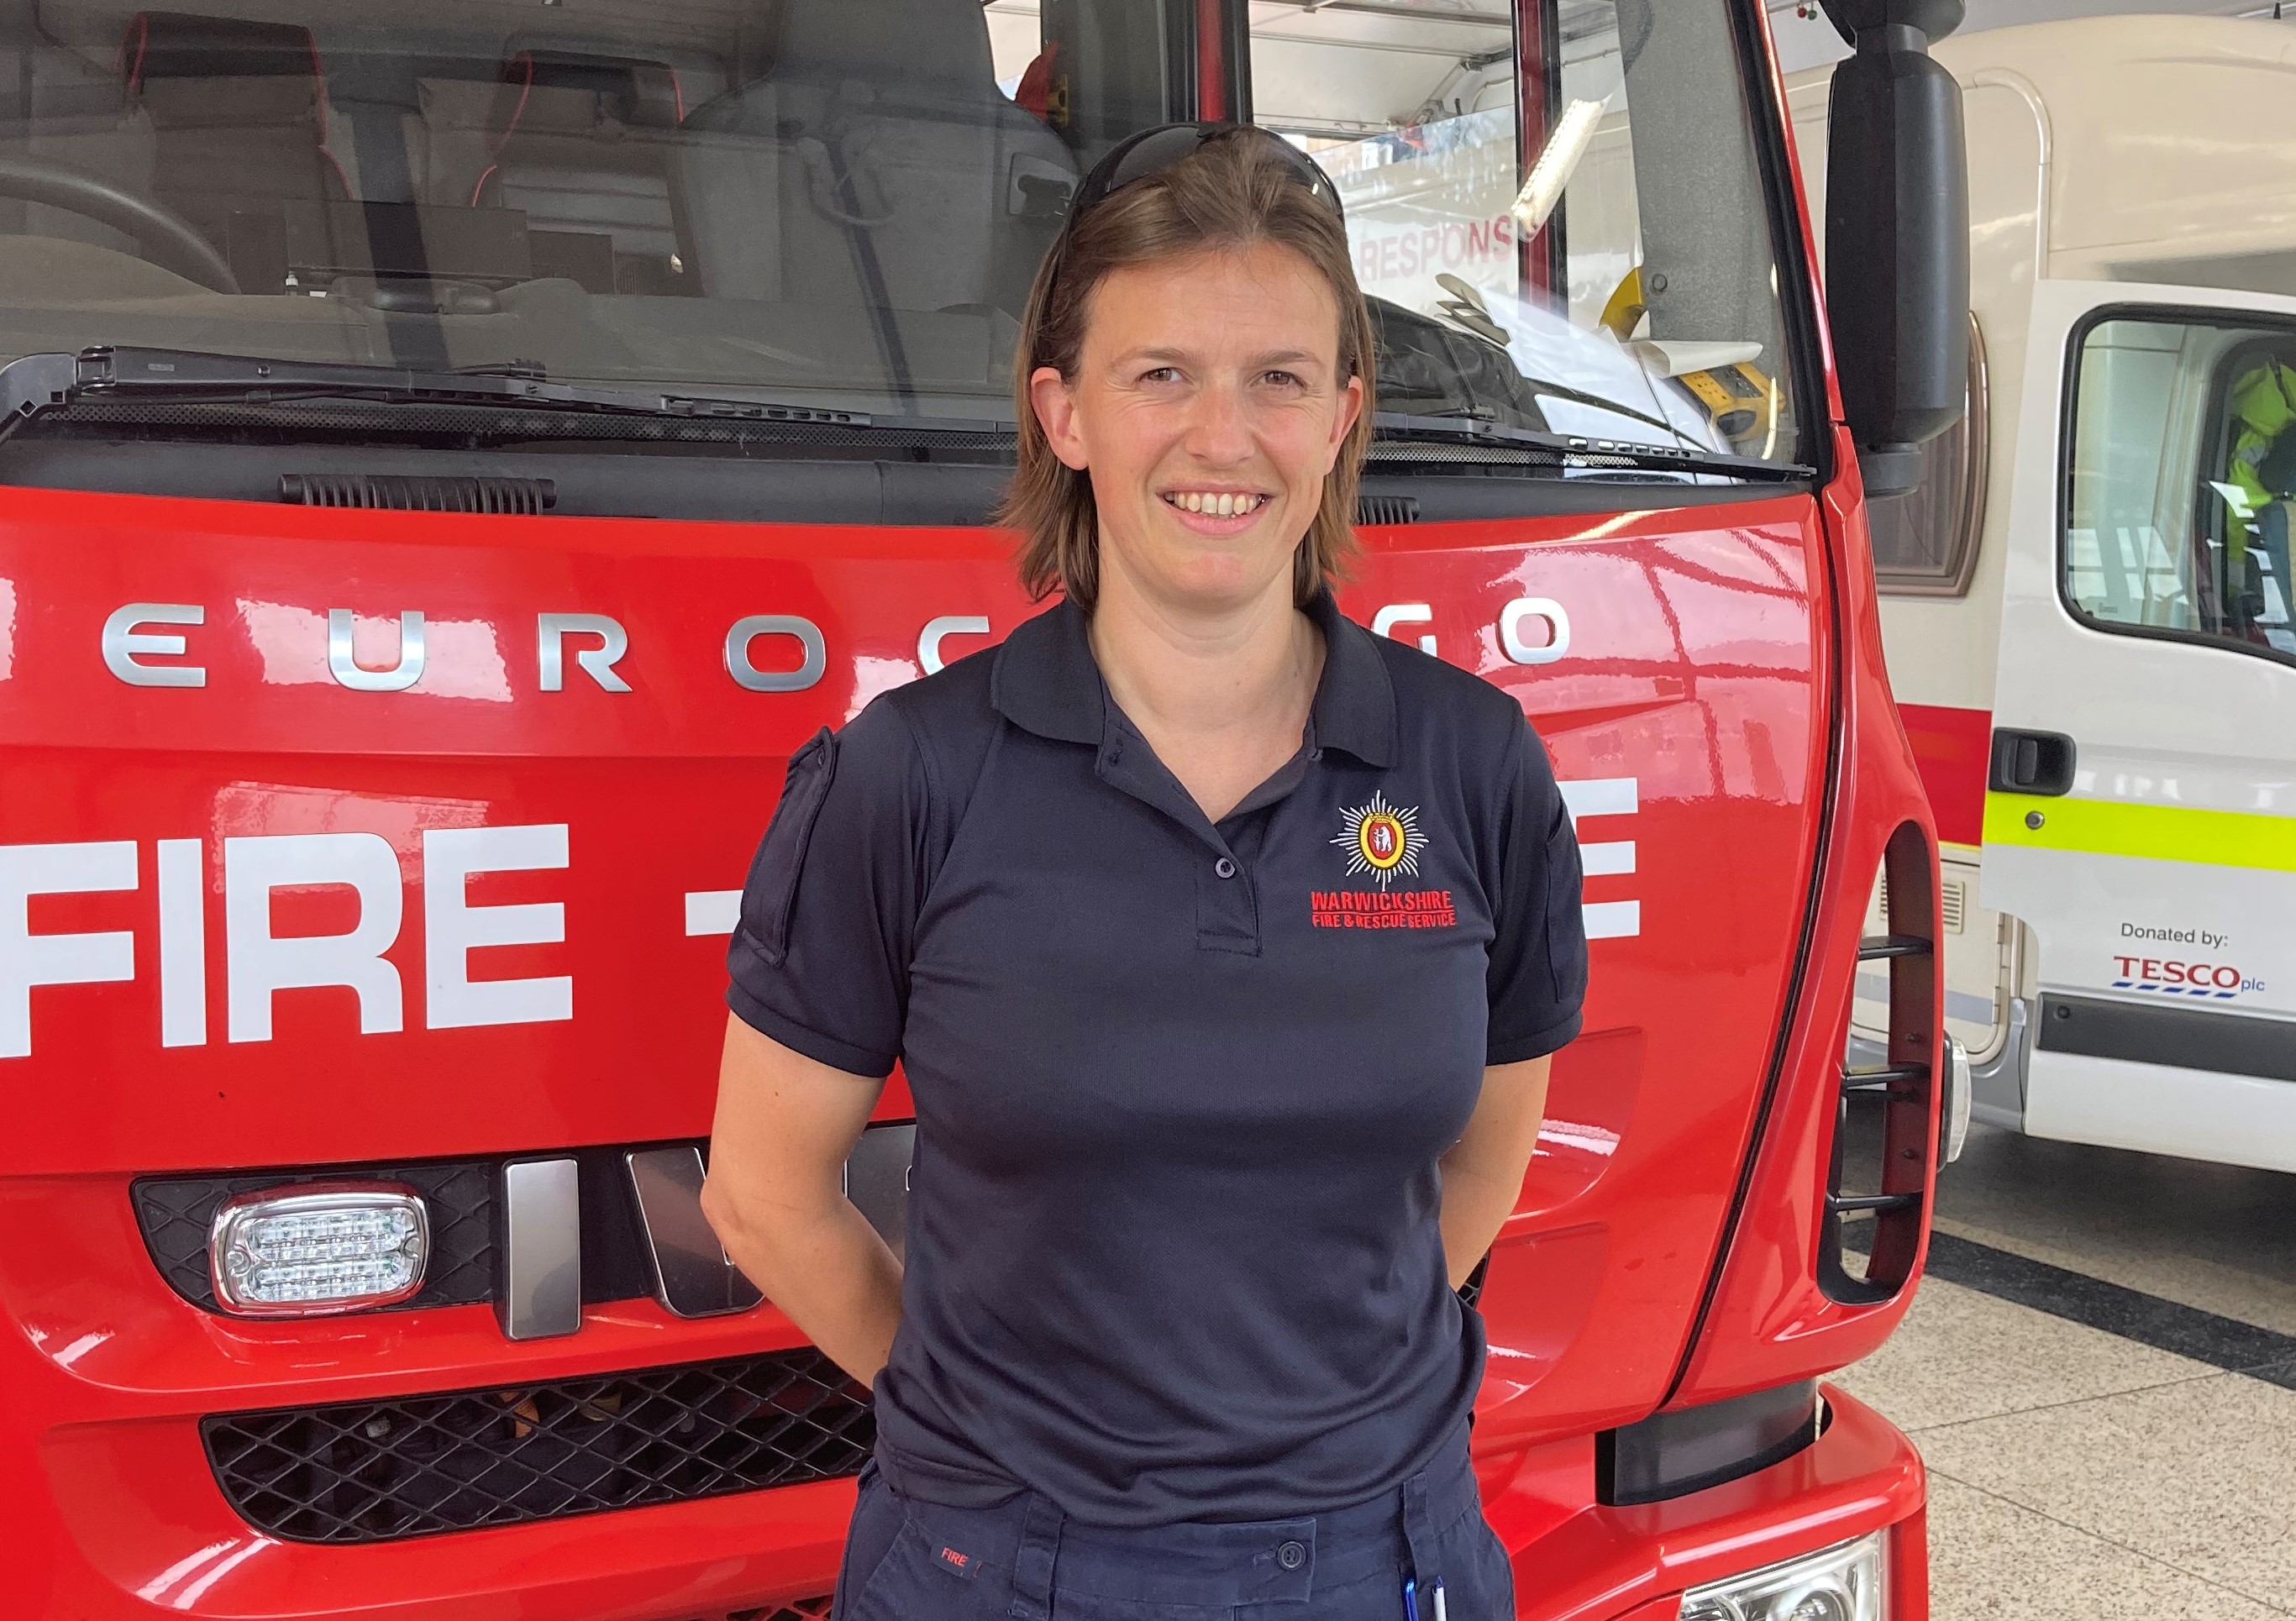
[1063,121,1346,237]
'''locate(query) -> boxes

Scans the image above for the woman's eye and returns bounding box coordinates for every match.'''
[1261,370,1304,389]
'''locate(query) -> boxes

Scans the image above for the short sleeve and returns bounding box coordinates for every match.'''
[725,700,928,1078]
[1485,718,1588,1064]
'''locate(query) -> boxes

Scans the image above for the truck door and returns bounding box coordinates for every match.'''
[1986,280,2296,1170]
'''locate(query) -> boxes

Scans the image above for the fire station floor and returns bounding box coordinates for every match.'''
[1833,1116,2296,1620]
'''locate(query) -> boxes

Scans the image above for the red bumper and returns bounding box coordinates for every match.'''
[1489,1385,1927,1621]
[6,1313,1923,1621]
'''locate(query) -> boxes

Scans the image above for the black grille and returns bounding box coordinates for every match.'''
[722,1600,833,1621]
[725,1588,835,1616]
[280,472,557,513]
[1356,493,1421,526]
[203,1349,875,1543]
[66,396,1019,452]
[133,1161,497,1312]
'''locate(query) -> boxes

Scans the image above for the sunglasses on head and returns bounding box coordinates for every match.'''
[1063,121,1346,235]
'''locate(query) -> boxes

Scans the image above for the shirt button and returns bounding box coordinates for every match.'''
[1214,857,1237,879]
[1276,1540,1306,1571]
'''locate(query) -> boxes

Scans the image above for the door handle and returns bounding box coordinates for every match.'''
[1989,728,2077,796]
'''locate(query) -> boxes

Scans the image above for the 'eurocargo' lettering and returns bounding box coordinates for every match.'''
[91,598,1580,698]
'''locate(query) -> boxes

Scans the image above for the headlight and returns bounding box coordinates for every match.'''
[1679,1532,1885,1621]
[208,1182,429,1315]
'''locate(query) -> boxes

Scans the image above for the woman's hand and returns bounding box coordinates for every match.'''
[1437,1055,1554,1292]
[701,1013,906,1387]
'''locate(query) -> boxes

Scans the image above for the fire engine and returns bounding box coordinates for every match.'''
[0,0,1955,1615]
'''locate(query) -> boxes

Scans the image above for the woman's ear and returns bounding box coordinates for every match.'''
[1029,365,1090,471]
[1321,372,1365,475]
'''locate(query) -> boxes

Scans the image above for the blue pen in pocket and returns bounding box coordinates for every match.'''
[1403,1576,1421,1621]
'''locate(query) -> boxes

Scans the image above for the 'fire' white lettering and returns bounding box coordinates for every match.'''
[225,832,405,1042]
[0,841,137,1058]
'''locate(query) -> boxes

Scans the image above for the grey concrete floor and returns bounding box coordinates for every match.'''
[1833,1122,2296,1619]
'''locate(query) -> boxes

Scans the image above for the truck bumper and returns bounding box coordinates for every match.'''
[1489,1383,1927,1621]
[7,1353,1922,1621]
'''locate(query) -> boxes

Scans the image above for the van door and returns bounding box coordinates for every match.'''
[1985,280,2296,1172]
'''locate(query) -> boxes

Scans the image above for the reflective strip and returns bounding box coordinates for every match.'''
[1984,792,2296,873]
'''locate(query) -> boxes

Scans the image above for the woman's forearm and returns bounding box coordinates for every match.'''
[705,1015,903,1387]
[705,1187,905,1387]
[1437,1055,1554,1290]
[1435,1155,1522,1289]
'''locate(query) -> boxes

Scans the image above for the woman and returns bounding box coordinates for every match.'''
[704,123,1587,1621]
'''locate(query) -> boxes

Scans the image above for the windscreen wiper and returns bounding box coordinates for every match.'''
[0,347,1011,442]
[1370,411,1811,482]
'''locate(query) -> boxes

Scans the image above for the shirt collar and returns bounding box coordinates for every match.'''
[989,588,1397,769]
[1302,586,1398,769]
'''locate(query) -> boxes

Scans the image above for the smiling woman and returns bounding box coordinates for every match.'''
[1002,125,1371,622]
[703,122,1588,1621]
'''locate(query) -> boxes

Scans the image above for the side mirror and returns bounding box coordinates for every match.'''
[1821,0,1969,496]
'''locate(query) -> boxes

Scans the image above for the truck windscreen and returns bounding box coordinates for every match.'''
[0,0,1803,475]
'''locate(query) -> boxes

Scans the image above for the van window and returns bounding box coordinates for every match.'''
[2065,314,2296,664]
[1253,0,1805,469]
[0,0,1804,485]
[1872,313,1986,595]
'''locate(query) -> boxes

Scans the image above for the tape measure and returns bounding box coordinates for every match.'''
[1679,360,1772,444]
[1601,269,1774,449]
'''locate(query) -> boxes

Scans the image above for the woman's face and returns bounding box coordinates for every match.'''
[1030,242,1363,614]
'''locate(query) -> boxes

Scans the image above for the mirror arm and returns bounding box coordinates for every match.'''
[1816,0,1965,48]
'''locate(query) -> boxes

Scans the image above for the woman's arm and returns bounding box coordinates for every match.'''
[701,1012,905,1387]
[1437,1054,1553,1290]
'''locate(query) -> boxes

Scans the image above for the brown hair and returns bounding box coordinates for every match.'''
[999,129,1376,611]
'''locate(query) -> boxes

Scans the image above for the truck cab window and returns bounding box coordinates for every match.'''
[2067,314,2296,663]
[1254,0,1805,473]
[0,0,1807,507]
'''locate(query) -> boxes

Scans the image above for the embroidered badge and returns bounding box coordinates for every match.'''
[937,1545,978,1580]
[1316,792,1454,929]
[1332,791,1426,887]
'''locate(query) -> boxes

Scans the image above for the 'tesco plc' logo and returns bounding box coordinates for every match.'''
[2112,955,2267,1001]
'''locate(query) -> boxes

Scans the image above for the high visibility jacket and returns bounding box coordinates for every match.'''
[2225,359,2296,574]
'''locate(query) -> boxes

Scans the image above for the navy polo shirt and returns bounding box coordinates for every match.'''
[726,590,1586,1528]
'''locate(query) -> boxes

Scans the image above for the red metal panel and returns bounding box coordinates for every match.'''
[1196,0,1225,120]
[1898,701,1991,847]
[1664,423,1945,1405]
[1484,1384,1926,1620]
[1516,0,1553,299]
[0,476,1868,1612]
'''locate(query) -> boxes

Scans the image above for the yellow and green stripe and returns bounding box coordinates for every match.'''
[1984,793,2296,873]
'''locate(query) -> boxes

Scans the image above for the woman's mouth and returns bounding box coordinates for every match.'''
[1161,490,1270,517]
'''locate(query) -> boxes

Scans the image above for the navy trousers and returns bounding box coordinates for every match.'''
[830,1427,1514,1621]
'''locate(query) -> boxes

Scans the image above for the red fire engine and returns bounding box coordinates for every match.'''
[0,0,1959,1615]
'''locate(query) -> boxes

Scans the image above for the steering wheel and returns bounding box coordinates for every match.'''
[0,155,238,294]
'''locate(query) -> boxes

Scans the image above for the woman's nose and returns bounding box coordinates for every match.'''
[1180,378,1253,463]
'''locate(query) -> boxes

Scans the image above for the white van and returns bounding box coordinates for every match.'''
[1791,15,2296,1172]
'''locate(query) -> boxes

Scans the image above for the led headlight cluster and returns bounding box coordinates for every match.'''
[208,1182,430,1316]
[1679,1533,1885,1621]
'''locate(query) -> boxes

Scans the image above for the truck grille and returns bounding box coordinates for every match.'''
[279,471,559,513]
[132,1146,665,1314]
[202,1349,873,1543]
[671,1597,832,1621]
[134,1160,498,1312]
